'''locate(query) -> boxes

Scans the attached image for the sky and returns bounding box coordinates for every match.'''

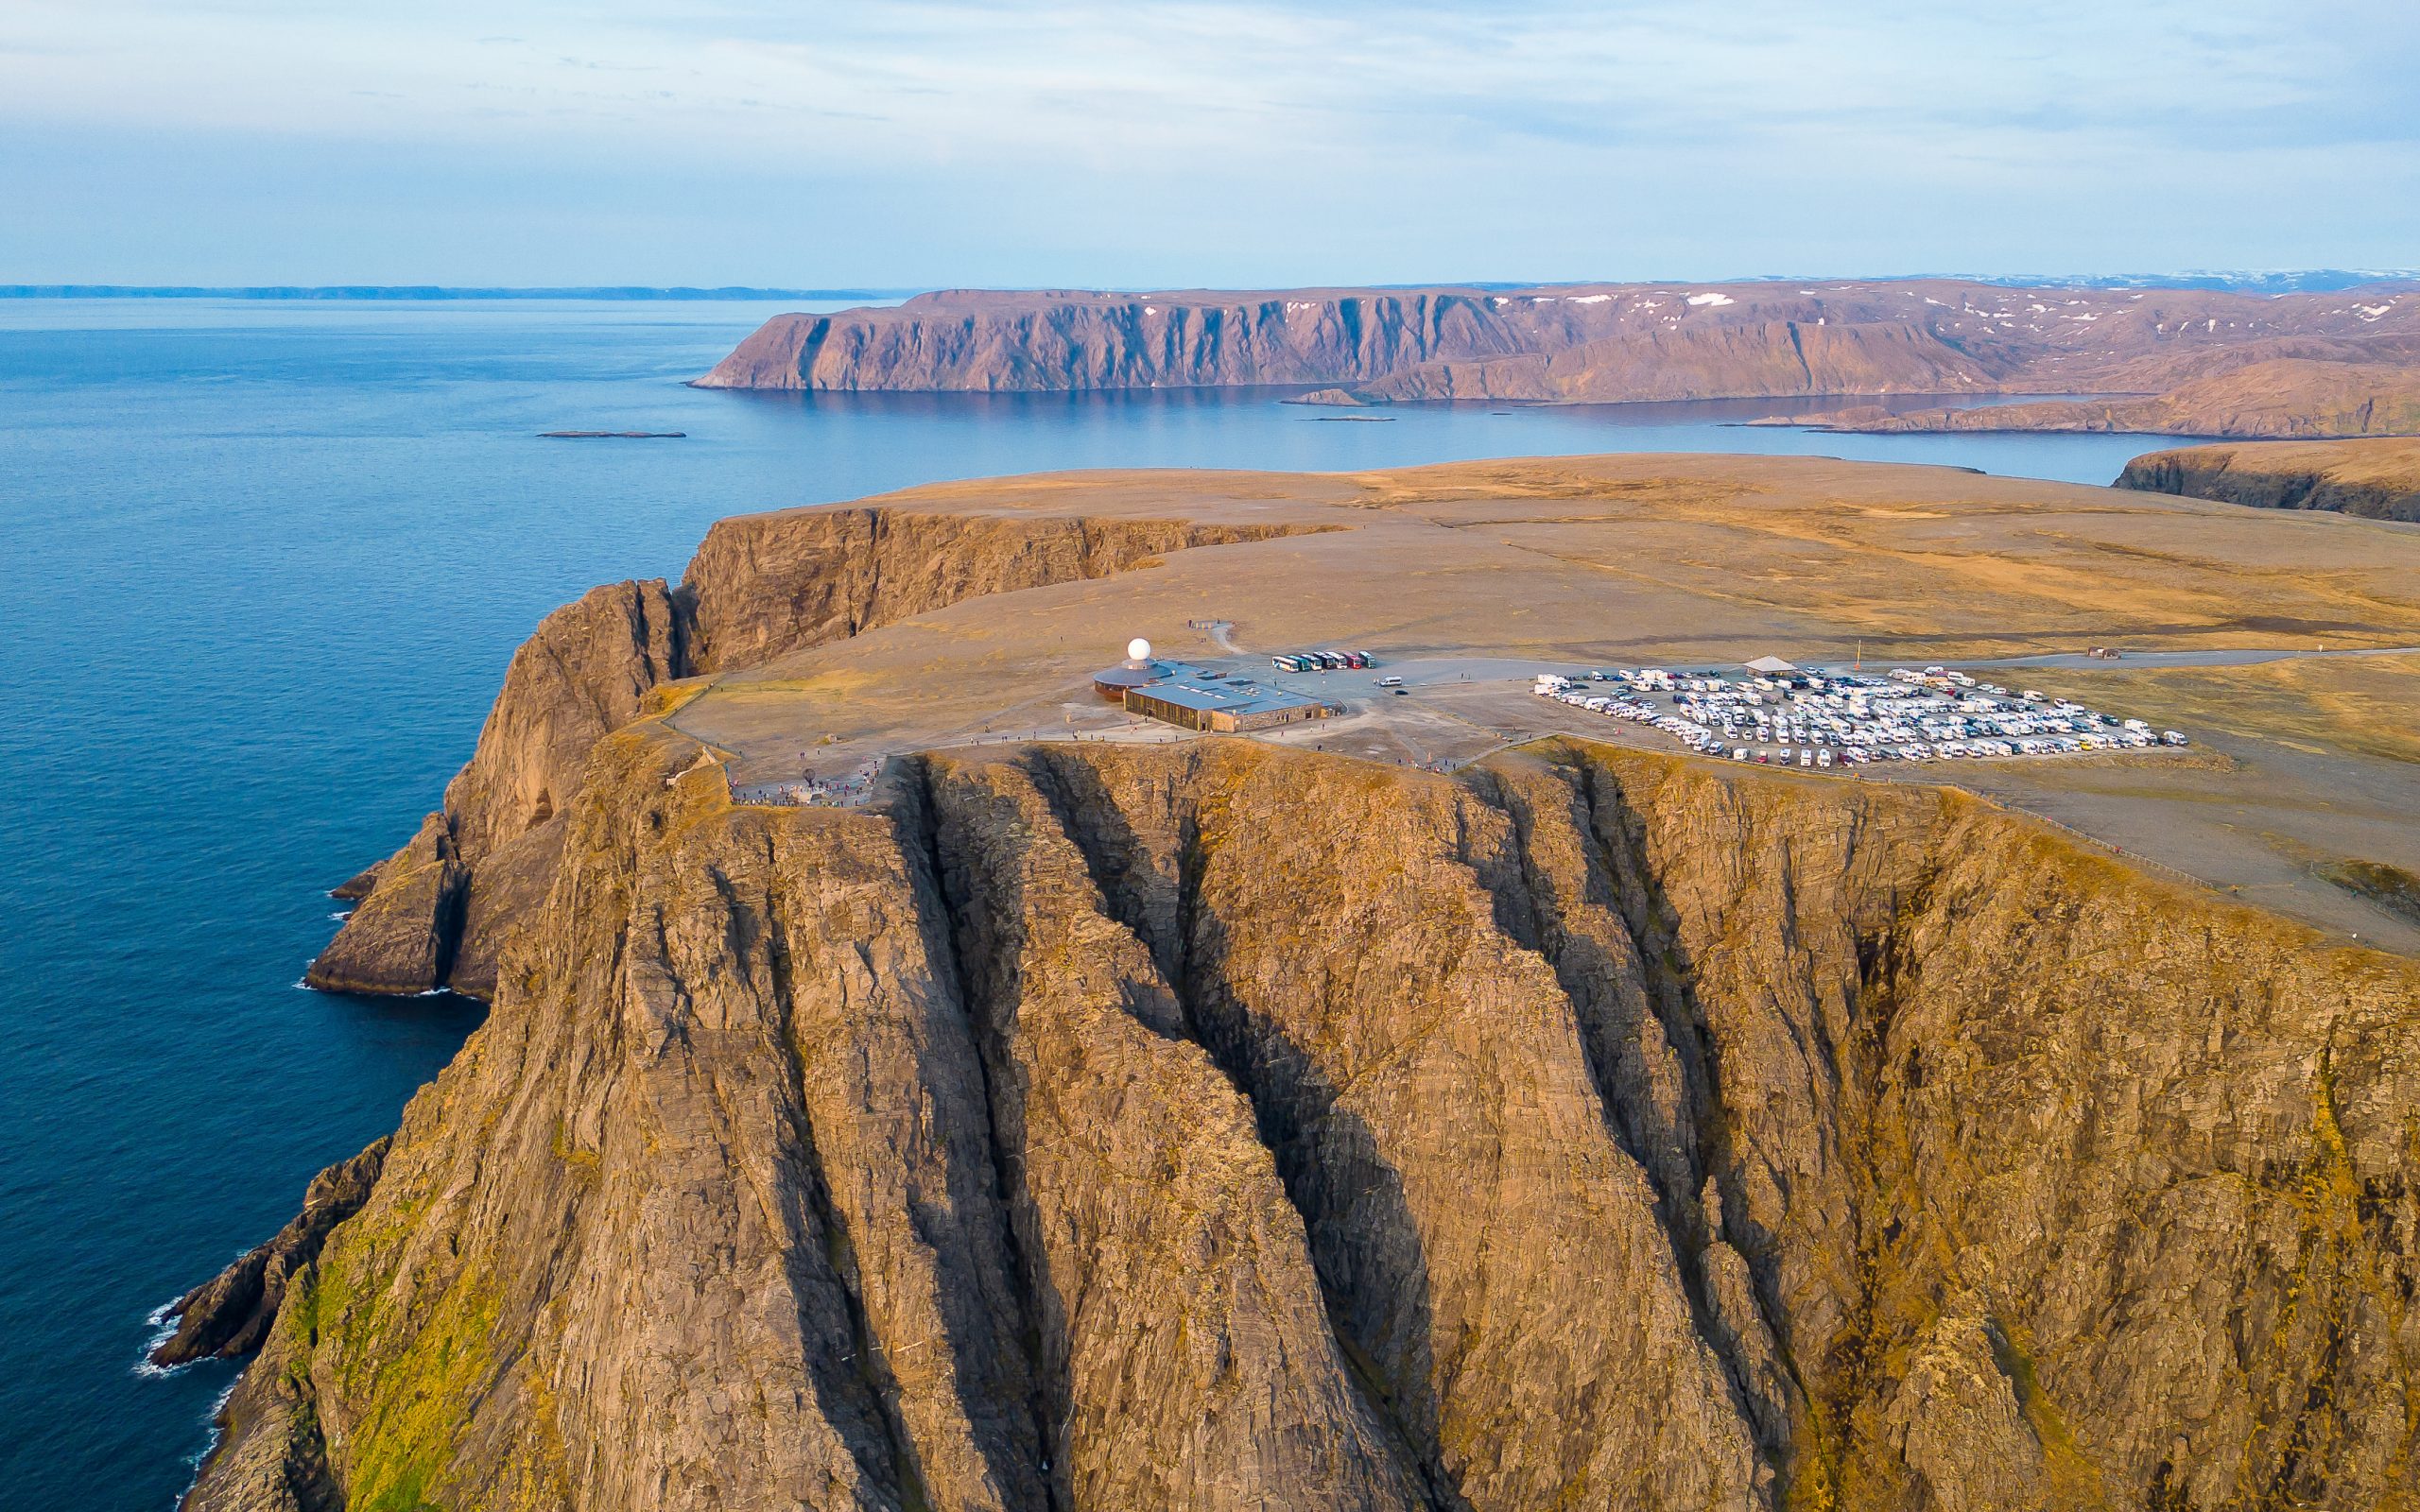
[2,0,2416,288]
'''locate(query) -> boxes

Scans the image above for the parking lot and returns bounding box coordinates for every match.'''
[1533,663,2187,769]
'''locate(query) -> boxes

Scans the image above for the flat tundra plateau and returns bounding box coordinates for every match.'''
[652,454,2420,950]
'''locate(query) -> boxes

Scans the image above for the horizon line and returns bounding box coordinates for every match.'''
[0,284,913,301]
[9,270,2419,302]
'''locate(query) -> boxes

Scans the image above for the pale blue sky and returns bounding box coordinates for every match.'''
[3,0,2414,286]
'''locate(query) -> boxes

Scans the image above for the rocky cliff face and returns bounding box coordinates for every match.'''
[1347,319,1998,404]
[679,507,1312,675]
[149,1140,390,1368]
[696,282,2420,406]
[698,294,2005,404]
[697,290,1541,394]
[307,508,1310,1000]
[2118,438,2420,523]
[193,730,2420,1512]
[1812,360,2420,440]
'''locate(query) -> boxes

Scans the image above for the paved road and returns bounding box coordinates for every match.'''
[1223,644,2420,695]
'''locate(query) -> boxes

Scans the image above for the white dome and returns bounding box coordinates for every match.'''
[1127,637,1152,662]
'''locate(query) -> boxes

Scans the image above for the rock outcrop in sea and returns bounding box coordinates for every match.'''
[149,1139,389,1367]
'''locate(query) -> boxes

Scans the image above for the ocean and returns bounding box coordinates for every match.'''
[0,297,2169,1507]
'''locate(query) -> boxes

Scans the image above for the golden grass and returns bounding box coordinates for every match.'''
[2035,655,2420,766]
[661,455,2420,827]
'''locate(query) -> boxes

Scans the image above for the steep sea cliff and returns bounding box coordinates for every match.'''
[303,508,1321,1001]
[173,508,2420,1512]
[695,282,2420,414]
[2117,438,2420,522]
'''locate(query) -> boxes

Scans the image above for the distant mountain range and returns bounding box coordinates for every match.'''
[1955,270,2420,294]
[1258,272,2420,296]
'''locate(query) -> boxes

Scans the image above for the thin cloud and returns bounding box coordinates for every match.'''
[0,0,2411,282]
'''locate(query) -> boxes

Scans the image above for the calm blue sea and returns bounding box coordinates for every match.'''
[0,298,2169,1508]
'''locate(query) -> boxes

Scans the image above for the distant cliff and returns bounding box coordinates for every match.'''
[697,282,2420,411]
[700,289,1545,392]
[2117,438,2420,522]
[1804,359,2420,440]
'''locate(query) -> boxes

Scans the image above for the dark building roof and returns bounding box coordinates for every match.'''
[1128,679,1319,719]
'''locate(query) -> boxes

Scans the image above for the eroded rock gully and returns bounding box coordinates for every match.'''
[187,732,2420,1511]
[306,507,1312,1000]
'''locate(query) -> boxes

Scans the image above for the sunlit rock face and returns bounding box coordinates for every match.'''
[193,726,2420,1511]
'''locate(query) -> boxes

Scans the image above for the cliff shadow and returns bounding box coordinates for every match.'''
[1017,745,1188,986]
[1564,749,1972,1497]
[1173,853,1471,1510]
[1459,760,1715,1229]
[1020,743,1464,1508]
[703,854,942,1511]
[894,764,1077,1512]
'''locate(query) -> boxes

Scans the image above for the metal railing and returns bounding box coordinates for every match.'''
[728,777,879,810]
